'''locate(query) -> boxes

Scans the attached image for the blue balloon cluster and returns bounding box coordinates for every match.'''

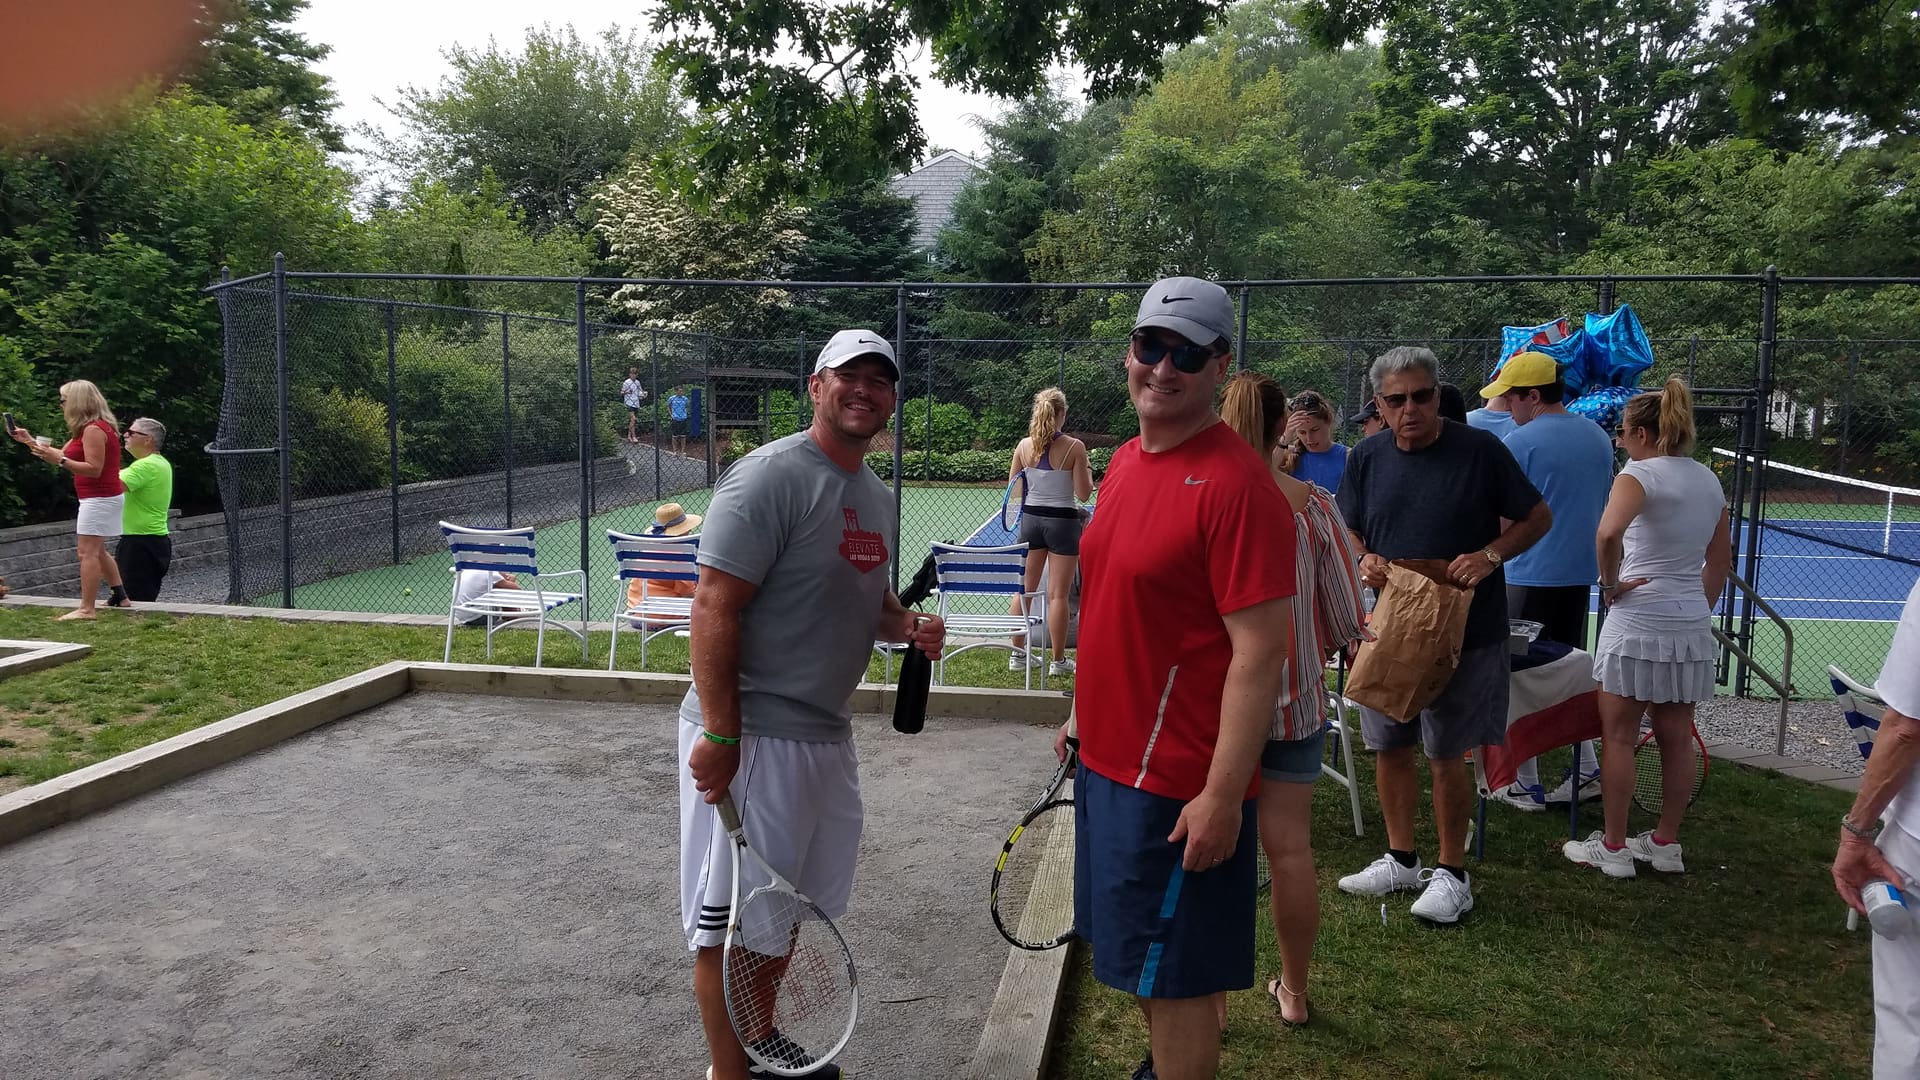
[1492,303,1657,432]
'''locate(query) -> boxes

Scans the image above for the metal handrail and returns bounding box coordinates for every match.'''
[1709,569,1795,754]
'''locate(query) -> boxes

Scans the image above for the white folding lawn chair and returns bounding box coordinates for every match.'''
[930,541,1044,689]
[440,521,585,667]
[607,530,700,671]
[1323,655,1366,837]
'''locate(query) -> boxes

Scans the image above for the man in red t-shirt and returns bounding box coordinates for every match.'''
[1054,276,1297,1080]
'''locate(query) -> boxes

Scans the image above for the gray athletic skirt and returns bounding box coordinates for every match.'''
[1592,606,1717,704]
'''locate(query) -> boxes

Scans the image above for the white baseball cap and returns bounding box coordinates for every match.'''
[813,329,899,381]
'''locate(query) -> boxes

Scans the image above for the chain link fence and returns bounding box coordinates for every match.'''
[205,268,1920,697]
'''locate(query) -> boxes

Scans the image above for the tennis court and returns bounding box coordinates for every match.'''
[274,484,1013,617]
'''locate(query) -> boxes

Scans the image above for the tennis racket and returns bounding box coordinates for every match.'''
[1631,726,1709,815]
[716,795,859,1076]
[989,745,1078,950]
[1000,473,1025,534]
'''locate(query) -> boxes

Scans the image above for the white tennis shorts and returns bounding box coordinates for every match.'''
[75,494,125,538]
[679,718,863,951]
[1874,826,1920,1079]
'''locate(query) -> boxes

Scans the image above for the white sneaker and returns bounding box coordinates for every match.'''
[1009,649,1029,671]
[1490,782,1547,812]
[1562,832,1637,878]
[1409,868,1474,924]
[1049,658,1076,676]
[1625,831,1686,873]
[1543,771,1602,805]
[1338,853,1423,897]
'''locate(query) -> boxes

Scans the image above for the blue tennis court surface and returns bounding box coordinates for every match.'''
[1733,519,1919,621]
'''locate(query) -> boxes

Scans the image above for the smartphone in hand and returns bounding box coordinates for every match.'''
[3,412,15,436]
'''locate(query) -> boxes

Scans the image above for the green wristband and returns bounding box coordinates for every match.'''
[699,730,741,746]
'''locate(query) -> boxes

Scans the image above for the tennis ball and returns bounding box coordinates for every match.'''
[403,588,413,596]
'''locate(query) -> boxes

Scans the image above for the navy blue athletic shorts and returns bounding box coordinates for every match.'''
[1072,766,1258,999]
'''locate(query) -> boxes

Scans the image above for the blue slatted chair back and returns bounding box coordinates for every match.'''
[931,542,1028,595]
[1829,664,1885,762]
[440,522,540,577]
[608,530,700,583]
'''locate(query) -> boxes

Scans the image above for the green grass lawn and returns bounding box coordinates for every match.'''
[1048,744,1873,1080]
[0,604,1064,794]
[280,483,1011,617]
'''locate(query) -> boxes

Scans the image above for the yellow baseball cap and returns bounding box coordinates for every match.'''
[1479,351,1561,399]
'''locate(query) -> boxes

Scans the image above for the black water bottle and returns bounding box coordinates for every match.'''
[892,616,932,734]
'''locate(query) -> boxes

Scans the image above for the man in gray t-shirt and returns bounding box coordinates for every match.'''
[676,329,944,1080]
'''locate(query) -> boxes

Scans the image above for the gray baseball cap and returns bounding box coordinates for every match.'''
[1132,276,1235,349]
[813,329,899,380]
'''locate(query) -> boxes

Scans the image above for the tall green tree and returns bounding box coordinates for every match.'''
[186,0,345,150]
[384,25,686,233]
[1727,0,1920,141]
[1308,0,1735,264]
[937,86,1125,282]
[0,91,362,524]
[650,0,1233,205]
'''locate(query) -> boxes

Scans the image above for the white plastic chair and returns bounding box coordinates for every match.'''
[930,541,1044,689]
[607,530,700,671]
[441,521,585,667]
[1830,663,1886,932]
[1322,657,1366,837]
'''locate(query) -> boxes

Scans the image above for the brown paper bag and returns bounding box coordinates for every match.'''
[1345,559,1474,722]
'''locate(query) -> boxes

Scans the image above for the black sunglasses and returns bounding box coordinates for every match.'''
[1130,333,1219,375]
[1378,386,1438,409]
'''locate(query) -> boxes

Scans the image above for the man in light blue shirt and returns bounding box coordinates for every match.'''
[1481,351,1616,809]
[1465,394,1516,440]
[668,389,691,455]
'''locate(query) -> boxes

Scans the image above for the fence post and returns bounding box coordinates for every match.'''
[1735,266,1780,695]
[1686,333,1699,387]
[890,282,906,591]
[273,251,294,609]
[895,285,908,594]
[1235,285,1250,370]
[217,265,245,604]
[1596,277,1615,316]
[576,282,592,622]
[1058,342,1068,391]
[386,302,400,565]
[652,329,662,501]
[502,312,514,528]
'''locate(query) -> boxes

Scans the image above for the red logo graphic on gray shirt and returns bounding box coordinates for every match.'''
[839,507,888,573]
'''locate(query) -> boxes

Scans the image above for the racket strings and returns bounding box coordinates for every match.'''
[994,801,1075,947]
[726,887,854,1067]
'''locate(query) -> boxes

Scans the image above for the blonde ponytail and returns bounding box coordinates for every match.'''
[1027,388,1066,456]
[1621,374,1696,456]
[1221,371,1288,453]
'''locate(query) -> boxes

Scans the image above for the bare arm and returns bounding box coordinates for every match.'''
[1070,439,1094,502]
[689,566,758,740]
[1492,497,1552,561]
[1595,473,1646,586]
[1006,437,1028,483]
[1834,710,1920,911]
[1702,506,1732,604]
[1169,595,1293,870]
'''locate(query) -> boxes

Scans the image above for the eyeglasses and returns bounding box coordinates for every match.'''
[1130,333,1219,374]
[1378,386,1438,409]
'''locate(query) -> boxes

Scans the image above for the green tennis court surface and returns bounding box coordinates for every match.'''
[271,484,1010,618]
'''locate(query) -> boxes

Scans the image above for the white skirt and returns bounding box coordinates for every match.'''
[75,494,125,537]
[1593,605,1717,704]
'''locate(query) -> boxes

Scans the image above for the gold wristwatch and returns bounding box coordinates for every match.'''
[1483,548,1502,566]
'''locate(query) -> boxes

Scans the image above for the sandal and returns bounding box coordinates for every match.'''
[1267,975,1311,1027]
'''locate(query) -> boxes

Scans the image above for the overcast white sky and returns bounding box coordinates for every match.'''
[294,0,1004,176]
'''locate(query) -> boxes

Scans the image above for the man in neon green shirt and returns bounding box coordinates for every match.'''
[116,417,173,601]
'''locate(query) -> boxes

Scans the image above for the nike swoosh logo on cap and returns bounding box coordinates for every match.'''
[1160,295,1192,303]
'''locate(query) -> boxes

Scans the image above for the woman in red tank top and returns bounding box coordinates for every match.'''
[10,379,131,619]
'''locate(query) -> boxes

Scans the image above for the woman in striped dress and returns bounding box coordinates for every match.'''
[1221,371,1369,1027]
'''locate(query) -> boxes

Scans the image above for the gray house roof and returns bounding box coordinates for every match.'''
[888,150,986,252]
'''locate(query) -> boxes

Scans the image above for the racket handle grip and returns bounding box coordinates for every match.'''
[716,795,744,833]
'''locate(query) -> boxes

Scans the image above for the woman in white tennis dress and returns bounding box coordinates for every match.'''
[1564,376,1732,879]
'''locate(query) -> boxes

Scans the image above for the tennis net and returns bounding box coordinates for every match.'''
[1717,449,1920,562]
